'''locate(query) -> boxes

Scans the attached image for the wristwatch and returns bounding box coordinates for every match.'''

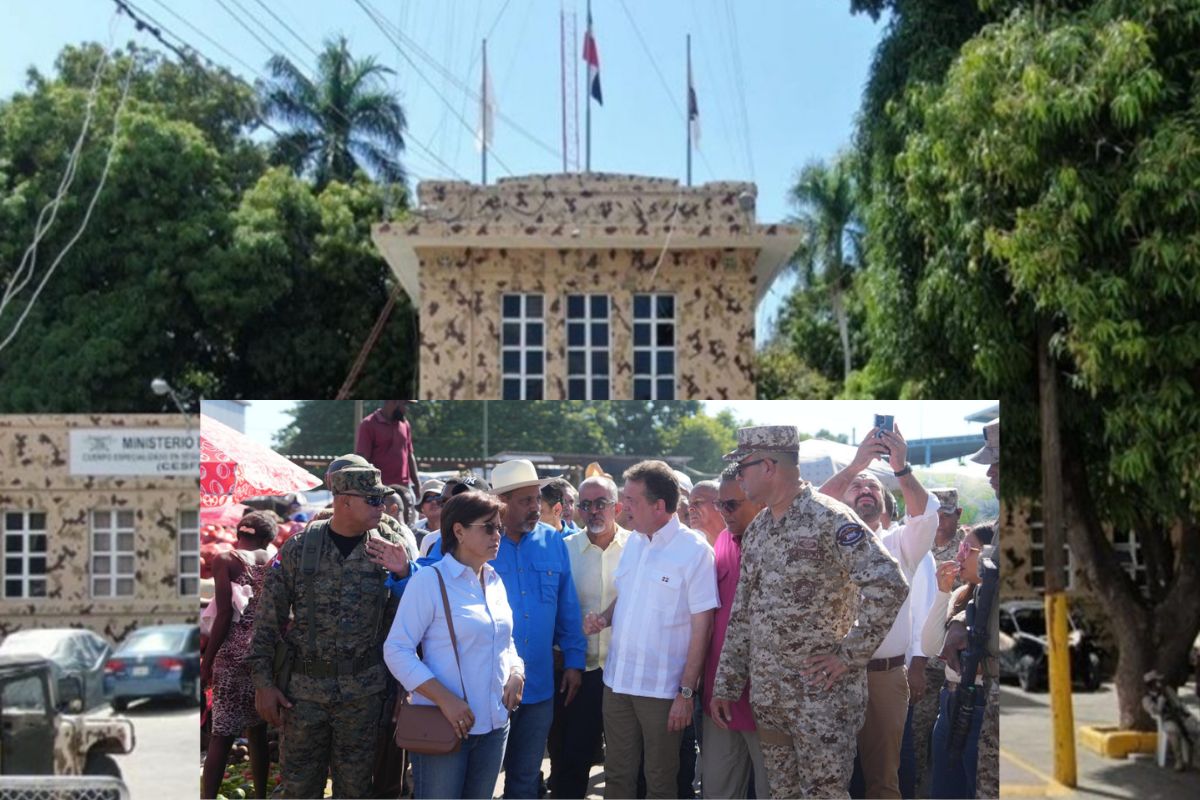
[678,686,695,699]
[893,463,913,478]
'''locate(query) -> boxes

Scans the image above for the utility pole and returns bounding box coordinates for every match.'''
[1039,312,1077,787]
[354,400,364,450]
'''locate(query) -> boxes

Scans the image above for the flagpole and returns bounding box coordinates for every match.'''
[585,0,592,173]
[482,38,488,185]
[560,7,568,173]
[686,34,692,187]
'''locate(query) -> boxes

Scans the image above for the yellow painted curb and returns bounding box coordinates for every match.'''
[999,748,1072,796]
[1077,724,1158,758]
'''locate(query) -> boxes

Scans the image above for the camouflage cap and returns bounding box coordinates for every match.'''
[325,453,372,489]
[723,425,802,462]
[969,421,1000,465]
[931,487,959,513]
[329,465,390,497]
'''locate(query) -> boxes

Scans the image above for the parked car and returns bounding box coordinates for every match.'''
[0,654,134,778]
[104,625,201,711]
[0,628,111,711]
[998,600,1103,692]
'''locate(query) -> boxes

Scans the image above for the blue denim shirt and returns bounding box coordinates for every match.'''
[386,521,587,704]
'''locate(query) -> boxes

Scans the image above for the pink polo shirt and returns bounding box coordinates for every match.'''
[703,528,756,731]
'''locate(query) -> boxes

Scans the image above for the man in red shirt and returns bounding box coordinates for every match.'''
[355,400,419,494]
[705,464,770,798]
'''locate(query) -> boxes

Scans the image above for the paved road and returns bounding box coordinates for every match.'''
[1000,679,1200,798]
[99,696,199,799]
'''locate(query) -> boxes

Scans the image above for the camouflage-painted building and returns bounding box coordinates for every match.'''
[0,415,199,642]
[373,173,801,400]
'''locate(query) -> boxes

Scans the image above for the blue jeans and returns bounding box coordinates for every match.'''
[930,685,985,799]
[502,698,555,799]
[411,722,509,800]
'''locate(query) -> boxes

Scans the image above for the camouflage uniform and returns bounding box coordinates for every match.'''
[713,426,909,800]
[970,422,1001,799]
[248,466,401,799]
[912,490,966,794]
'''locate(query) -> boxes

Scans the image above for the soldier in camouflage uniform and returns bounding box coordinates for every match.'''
[911,487,967,795]
[711,426,909,799]
[248,462,404,798]
[971,421,1000,799]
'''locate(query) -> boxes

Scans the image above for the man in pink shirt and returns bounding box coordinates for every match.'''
[355,400,419,494]
[703,465,770,798]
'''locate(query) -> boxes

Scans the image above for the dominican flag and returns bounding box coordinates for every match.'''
[688,61,700,148]
[583,10,602,105]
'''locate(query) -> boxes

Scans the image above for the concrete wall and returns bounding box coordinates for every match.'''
[416,245,759,399]
[0,415,198,643]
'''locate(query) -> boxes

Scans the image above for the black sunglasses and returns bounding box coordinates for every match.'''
[578,499,613,513]
[732,458,768,478]
[340,493,386,507]
[716,499,744,514]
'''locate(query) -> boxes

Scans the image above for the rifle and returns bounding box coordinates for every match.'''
[948,550,999,757]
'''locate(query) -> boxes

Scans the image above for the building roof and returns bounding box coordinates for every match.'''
[373,173,802,308]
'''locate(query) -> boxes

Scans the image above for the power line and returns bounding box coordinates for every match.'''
[616,0,717,181]
[354,0,517,178]
[224,0,316,74]
[249,0,321,61]
[357,0,562,164]
[137,0,259,75]
[723,0,755,180]
[119,0,468,182]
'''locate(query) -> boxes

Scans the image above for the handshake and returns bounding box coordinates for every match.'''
[583,612,609,635]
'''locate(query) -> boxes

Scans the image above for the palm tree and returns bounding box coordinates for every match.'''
[786,153,863,383]
[261,36,406,187]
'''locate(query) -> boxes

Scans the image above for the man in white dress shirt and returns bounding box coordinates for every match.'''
[819,424,937,800]
[583,460,718,800]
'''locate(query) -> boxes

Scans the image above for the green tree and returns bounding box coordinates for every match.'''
[785,154,864,384]
[863,0,1200,728]
[659,409,741,476]
[754,343,836,399]
[262,37,407,188]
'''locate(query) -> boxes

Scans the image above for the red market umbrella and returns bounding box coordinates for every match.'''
[200,414,320,507]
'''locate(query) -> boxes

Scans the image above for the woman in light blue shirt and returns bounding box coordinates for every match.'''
[384,491,525,799]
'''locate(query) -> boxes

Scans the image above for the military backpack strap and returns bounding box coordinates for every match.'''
[301,523,324,660]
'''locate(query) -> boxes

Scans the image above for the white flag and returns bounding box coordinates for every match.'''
[476,62,495,151]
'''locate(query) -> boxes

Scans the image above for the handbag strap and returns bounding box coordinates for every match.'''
[433,566,469,702]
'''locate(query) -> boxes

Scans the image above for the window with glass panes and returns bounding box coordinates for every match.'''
[3,511,47,598]
[179,510,200,597]
[1029,519,1074,591]
[91,510,136,598]
[501,294,545,400]
[632,294,676,400]
[566,294,611,399]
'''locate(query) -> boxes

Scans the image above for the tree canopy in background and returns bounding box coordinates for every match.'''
[0,43,414,410]
[846,0,1200,728]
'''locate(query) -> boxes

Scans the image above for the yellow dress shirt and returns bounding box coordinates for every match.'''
[563,525,630,671]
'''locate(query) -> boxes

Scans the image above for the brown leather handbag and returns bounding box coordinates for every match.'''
[393,567,469,755]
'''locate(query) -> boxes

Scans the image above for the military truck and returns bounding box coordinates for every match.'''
[0,655,135,778]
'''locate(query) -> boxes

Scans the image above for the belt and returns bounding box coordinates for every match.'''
[866,655,906,672]
[300,651,380,679]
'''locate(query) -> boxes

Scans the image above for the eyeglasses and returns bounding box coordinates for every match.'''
[341,494,386,507]
[956,540,981,558]
[465,522,501,536]
[421,496,443,507]
[716,499,744,514]
[578,499,613,513]
[733,458,768,478]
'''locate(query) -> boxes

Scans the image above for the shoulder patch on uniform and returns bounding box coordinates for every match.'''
[270,555,282,568]
[836,522,866,547]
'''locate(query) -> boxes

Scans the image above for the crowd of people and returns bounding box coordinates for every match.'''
[200,405,1002,800]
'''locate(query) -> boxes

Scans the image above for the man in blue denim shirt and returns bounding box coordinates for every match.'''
[383,459,587,799]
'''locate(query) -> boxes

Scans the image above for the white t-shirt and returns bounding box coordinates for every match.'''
[870,492,939,660]
[604,516,719,700]
[418,529,442,558]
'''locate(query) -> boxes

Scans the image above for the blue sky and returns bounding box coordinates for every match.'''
[1,0,886,340]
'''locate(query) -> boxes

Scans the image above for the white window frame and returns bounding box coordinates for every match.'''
[91,510,137,598]
[566,293,612,400]
[500,293,545,400]
[179,510,200,597]
[1029,519,1075,592]
[2,511,48,599]
[1111,530,1147,591]
[632,293,676,400]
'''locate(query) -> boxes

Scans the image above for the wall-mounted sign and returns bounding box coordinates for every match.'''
[69,429,199,476]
